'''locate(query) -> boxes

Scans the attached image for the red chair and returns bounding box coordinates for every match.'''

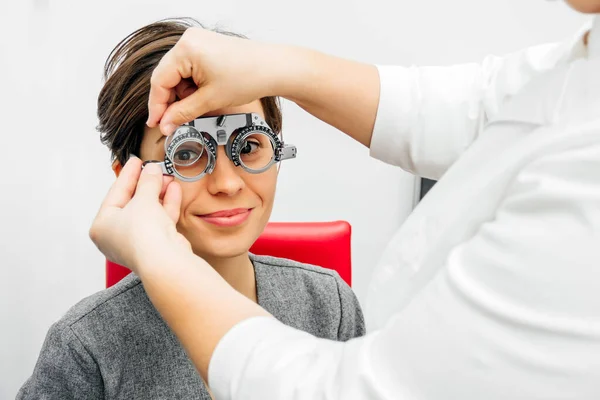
[106,220,352,288]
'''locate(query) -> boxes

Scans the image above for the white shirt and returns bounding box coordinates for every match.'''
[209,17,600,400]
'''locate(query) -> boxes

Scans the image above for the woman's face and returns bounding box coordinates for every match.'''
[138,101,278,260]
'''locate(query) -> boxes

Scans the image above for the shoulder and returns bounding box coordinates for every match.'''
[17,275,147,398]
[49,273,151,338]
[251,254,364,339]
[251,253,347,292]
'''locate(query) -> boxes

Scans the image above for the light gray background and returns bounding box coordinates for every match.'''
[0,0,590,397]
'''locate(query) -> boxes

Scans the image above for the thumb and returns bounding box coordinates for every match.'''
[159,86,217,136]
[163,181,182,224]
[136,163,164,200]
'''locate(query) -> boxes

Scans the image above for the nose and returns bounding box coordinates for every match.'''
[205,146,245,197]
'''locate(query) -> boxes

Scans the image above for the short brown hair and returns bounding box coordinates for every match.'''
[96,18,282,166]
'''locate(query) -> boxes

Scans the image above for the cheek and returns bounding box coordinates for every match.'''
[248,168,278,207]
[178,181,206,213]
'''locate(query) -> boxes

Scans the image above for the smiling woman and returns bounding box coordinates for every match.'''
[139,102,279,268]
[16,17,365,400]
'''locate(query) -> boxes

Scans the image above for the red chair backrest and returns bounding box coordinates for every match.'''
[106,220,352,288]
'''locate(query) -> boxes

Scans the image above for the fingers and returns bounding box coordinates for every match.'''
[135,162,164,199]
[175,79,198,100]
[101,156,143,209]
[146,47,184,128]
[163,181,183,224]
[147,40,201,129]
[159,175,175,200]
[159,86,216,136]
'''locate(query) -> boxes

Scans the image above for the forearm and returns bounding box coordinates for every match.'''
[262,33,585,177]
[136,251,271,382]
[266,44,381,148]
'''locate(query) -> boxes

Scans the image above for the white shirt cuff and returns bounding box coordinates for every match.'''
[369,64,416,171]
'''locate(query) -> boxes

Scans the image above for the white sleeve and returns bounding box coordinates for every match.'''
[369,30,587,180]
[209,138,600,400]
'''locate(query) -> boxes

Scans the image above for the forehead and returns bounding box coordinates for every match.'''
[143,101,266,145]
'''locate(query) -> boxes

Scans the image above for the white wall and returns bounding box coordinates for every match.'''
[0,0,590,397]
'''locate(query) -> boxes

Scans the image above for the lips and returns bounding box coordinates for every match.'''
[197,208,253,227]
[199,208,251,218]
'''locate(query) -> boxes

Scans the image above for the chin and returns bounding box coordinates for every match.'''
[193,243,249,260]
[187,230,257,261]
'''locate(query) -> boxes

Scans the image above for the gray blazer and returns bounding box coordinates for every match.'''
[17,254,365,399]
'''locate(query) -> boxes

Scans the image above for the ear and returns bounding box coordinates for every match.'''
[112,159,122,177]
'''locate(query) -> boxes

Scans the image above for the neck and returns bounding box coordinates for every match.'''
[201,252,258,303]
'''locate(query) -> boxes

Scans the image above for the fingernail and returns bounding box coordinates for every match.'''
[144,163,162,175]
[163,122,176,136]
[128,154,138,160]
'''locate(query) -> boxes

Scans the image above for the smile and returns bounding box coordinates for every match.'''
[196,208,253,227]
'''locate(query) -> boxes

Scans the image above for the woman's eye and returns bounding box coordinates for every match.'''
[240,140,260,154]
[174,149,199,163]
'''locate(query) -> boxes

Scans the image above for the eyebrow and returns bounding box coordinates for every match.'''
[155,135,166,144]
